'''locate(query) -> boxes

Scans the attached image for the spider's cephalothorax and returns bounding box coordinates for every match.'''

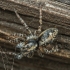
[14,6,58,59]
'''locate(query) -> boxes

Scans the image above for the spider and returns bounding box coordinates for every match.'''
[14,4,58,59]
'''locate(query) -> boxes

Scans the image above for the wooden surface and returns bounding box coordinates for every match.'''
[0,0,70,70]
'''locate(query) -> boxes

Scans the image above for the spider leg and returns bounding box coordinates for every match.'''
[10,33,27,44]
[7,32,27,44]
[38,5,42,33]
[43,48,53,54]
[43,45,59,54]
[15,51,32,59]
[37,49,44,57]
[15,53,23,59]
[15,48,30,59]
[27,51,34,58]
[14,9,32,35]
[52,45,59,52]
[9,38,19,44]
[34,5,42,35]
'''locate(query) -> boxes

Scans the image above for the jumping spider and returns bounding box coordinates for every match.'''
[14,6,58,59]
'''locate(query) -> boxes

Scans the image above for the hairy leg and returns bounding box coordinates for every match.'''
[14,9,32,35]
[43,45,59,54]
[34,5,42,35]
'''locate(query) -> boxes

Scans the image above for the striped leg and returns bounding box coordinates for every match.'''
[38,5,42,33]
[34,5,42,35]
[43,46,59,54]
[14,9,32,35]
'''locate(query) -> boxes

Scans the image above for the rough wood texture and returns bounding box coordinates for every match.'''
[0,0,70,36]
[0,0,70,70]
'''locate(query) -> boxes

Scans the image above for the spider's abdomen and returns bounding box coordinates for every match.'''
[39,28,58,46]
